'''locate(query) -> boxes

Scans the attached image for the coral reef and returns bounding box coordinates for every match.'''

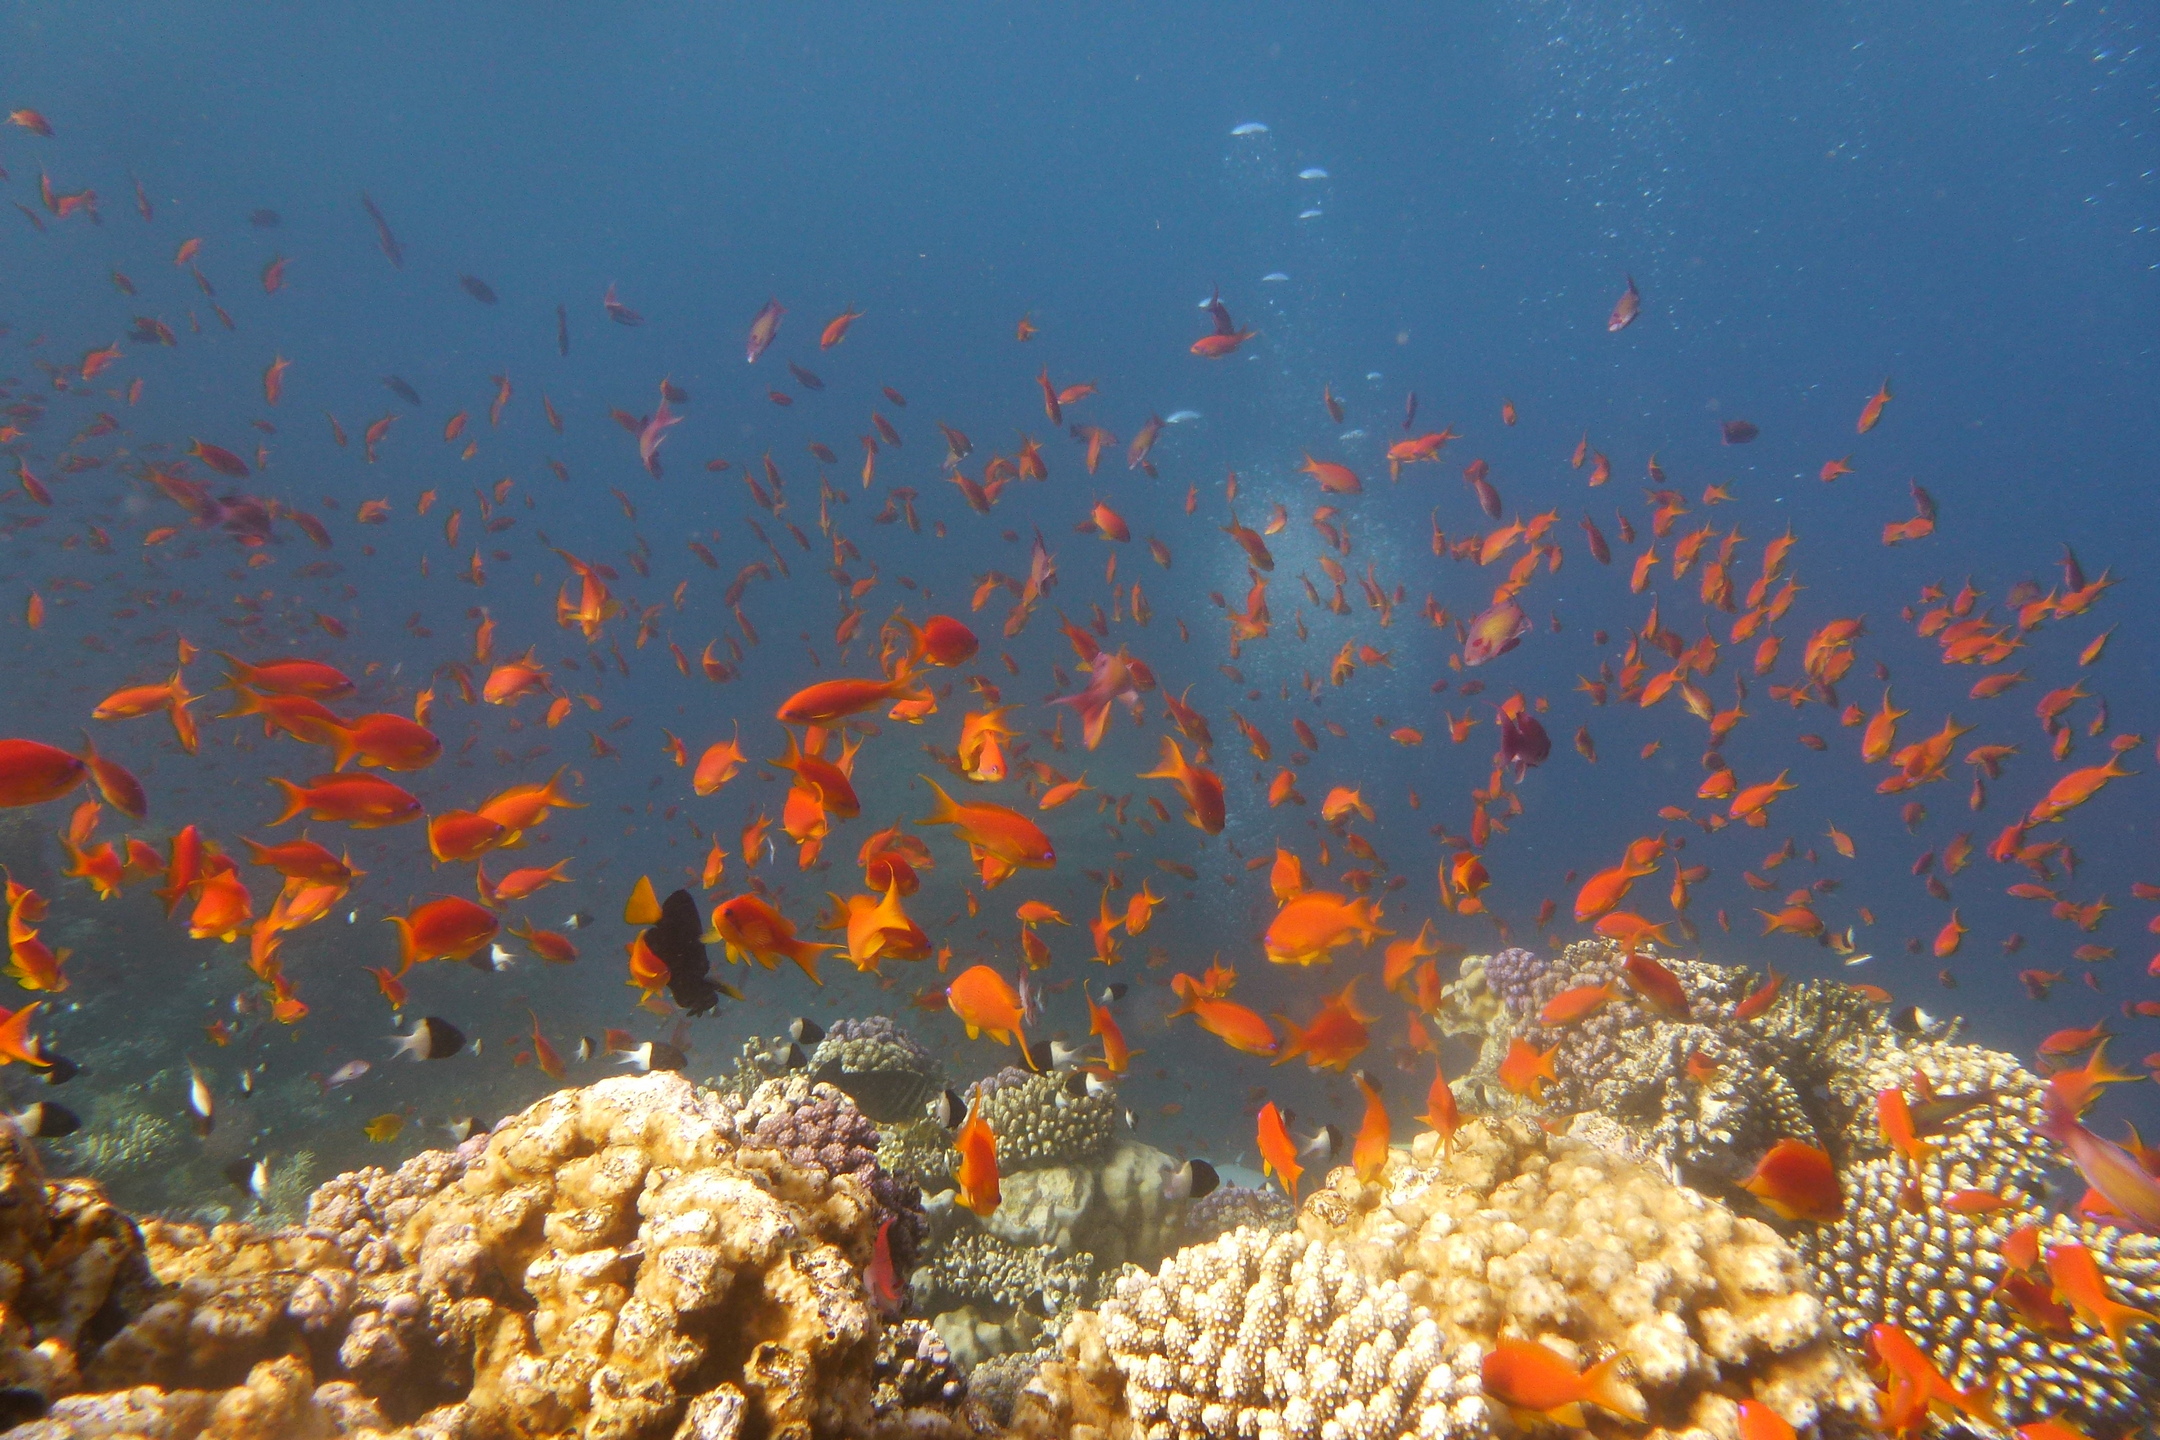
[974,1066,1115,1171]
[1173,1184,1294,1250]
[716,1072,927,1277]
[1020,1116,1876,1440]
[708,1031,802,1100]
[913,1227,1098,1320]
[879,1115,958,1194]
[1800,1036,2160,1433]
[1460,940,1876,1194]
[0,1073,991,1440]
[812,1015,948,1124]
[1101,1225,1475,1440]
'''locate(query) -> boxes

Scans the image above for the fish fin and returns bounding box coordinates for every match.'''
[266,777,310,827]
[1580,1355,1646,1423]
[916,776,962,826]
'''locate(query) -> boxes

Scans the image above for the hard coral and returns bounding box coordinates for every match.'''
[1026,1117,1874,1440]
[974,1067,1115,1171]
[1802,1036,2160,1435]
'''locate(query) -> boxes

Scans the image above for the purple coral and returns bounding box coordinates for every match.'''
[720,1077,926,1279]
[1484,946,1550,1016]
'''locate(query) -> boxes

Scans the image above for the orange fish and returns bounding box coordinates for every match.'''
[1298,454,1362,494]
[945,963,1029,1047]
[0,741,88,809]
[1419,1057,1461,1153]
[1481,1340,1645,1427]
[916,778,1056,877]
[954,1095,1001,1215]
[708,893,832,983]
[1857,378,1893,433]
[387,896,498,968]
[1539,980,1622,1027]
[776,669,926,725]
[1739,1139,1842,1221]
[1273,978,1372,1071]
[268,773,422,829]
[1137,736,1225,834]
[2044,1242,2155,1353]
[1264,890,1390,965]
[1256,1101,1303,1202]
[1497,1036,1559,1102]
[1352,1071,1391,1181]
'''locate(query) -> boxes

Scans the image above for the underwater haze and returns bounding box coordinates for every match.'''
[0,0,2154,1223]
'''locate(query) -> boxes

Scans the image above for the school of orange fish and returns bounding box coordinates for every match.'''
[0,103,2155,1430]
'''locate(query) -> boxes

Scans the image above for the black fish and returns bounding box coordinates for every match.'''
[248,208,280,228]
[930,1088,965,1128]
[391,1016,464,1061]
[556,303,569,357]
[10,1101,77,1138]
[1720,419,1759,445]
[459,273,499,305]
[661,380,689,405]
[644,888,719,1016]
[789,1016,824,1046]
[1160,1157,1218,1202]
[383,375,421,407]
[618,1041,686,1073]
[360,191,402,267]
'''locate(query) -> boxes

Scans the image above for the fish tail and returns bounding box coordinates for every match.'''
[211,651,253,688]
[216,686,265,721]
[325,721,361,772]
[265,777,311,827]
[916,776,962,826]
[0,1002,42,1066]
[2100,1298,2160,1354]
[542,766,586,810]
[1580,1355,1647,1423]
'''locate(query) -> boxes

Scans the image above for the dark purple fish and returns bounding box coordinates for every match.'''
[1720,419,1759,445]
[788,361,824,391]
[1499,710,1551,782]
[360,191,402,267]
[2061,544,2086,591]
[382,375,421,407]
[1910,480,1937,521]
[557,303,570,357]
[459,273,498,305]
[1402,390,1417,432]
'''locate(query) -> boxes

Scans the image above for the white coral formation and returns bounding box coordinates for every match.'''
[1097,1226,1478,1440]
[1022,1117,1875,1440]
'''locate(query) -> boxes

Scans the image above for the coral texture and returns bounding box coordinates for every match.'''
[975,1067,1116,1171]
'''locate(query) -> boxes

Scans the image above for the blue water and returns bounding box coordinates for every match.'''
[0,0,2154,1201]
